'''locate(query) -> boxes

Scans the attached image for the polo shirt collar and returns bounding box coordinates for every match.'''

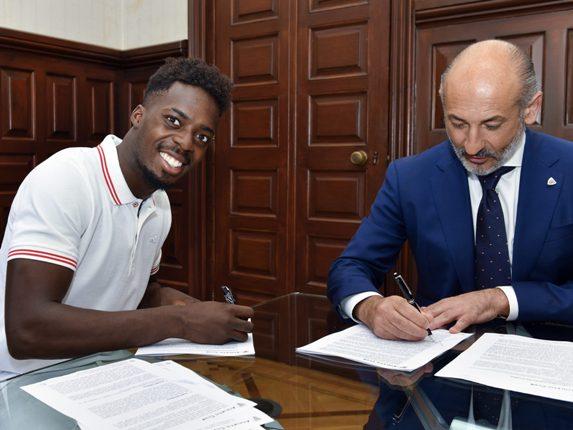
[97,135,141,206]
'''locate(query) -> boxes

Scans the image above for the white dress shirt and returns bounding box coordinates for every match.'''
[341,133,526,322]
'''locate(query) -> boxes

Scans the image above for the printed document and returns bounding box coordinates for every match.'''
[21,358,271,429]
[296,324,472,371]
[135,334,255,357]
[436,333,573,403]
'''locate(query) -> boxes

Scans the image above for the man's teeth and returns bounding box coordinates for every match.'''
[160,152,182,168]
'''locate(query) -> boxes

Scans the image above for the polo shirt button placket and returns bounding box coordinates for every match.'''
[128,201,142,276]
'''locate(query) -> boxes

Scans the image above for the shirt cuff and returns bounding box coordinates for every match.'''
[496,286,519,321]
[340,291,382,323]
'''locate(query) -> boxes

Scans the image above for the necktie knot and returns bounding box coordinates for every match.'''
[478,166,515,191]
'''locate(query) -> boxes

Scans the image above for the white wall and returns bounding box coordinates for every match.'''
[122,0,187,50]
[0,0,187,50]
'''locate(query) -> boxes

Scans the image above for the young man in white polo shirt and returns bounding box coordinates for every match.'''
[0,57,253,375]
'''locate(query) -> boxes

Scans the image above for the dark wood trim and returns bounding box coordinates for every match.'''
[415,0,573,25]
[0,27,120,65]
[0,27,187,68]
[121,41,188,68]
[389,0,416,160]
[188,0,210,301]
[389,0,418,293]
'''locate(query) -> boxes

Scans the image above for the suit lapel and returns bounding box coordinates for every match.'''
[513,130,562,281]
[432,147,475,293]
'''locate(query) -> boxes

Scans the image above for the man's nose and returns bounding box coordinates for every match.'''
[174,132,194,153]
[464,127,484,156]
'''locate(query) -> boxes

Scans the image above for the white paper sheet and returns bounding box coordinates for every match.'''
[436,332,573,403]
[21,358,266,429]
[296,324,472,371]
[135,334,255,357]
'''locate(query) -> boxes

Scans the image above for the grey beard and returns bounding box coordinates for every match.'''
[450,124,525,176]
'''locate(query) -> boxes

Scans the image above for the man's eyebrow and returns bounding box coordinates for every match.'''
[171,107,190,120]
[447,114,467,122]
[199,125,215,134]
[481,115,505,123]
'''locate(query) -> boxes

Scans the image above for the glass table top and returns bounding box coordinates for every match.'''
[1,292,573,429]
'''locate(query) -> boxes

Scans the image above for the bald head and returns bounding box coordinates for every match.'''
[439,40,539,110]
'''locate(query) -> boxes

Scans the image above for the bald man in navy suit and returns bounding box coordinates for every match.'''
[328,40,573,340]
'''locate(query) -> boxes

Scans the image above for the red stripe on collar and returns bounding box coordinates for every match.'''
[97,145,122,205]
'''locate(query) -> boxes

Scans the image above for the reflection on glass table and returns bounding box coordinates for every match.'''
[2,293,573,429]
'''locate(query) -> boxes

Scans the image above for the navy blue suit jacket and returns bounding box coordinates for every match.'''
[328,129,573,323]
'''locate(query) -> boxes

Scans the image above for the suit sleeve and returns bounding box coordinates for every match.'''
[327,161,408,315]
[512,281,573,323]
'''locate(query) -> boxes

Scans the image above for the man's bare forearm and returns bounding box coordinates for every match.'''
[6,301,185,360]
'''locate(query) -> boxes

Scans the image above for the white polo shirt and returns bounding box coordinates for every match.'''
[0,135,171,374]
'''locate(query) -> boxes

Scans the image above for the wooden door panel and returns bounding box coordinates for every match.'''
[232,35,279,84]
[45,73,78,145]
[232,0,278,24]
[230,169,278,217]
[310,23,368,78]
[232,99,278,147]
[310,93,367,145]
[304,236,348,290]
[0,67,36,153]
[415,10,573,154]
[307,171,365,221]
[86,78,114,145]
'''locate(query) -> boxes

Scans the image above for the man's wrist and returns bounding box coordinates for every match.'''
[354,295,384,324]
[490,287,510,318]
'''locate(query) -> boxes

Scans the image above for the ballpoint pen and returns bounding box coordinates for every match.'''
[393,272,433,337]
[221,285,236,304]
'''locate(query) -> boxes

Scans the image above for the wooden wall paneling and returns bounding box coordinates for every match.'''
[0,47,40,244]
[85,75,116,146]
[210,0,290,304]
[295,0,391,295]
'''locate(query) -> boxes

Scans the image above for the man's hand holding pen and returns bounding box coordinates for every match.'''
[354,295,434,341]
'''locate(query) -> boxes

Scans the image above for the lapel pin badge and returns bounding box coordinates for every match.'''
[547,177,557,186]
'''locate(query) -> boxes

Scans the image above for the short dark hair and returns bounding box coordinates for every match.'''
[144,57,233,115]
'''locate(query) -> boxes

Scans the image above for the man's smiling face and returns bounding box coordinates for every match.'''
[132,81,219,190]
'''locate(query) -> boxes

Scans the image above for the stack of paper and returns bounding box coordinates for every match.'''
[21,358,274,429]
[135,334,255,357]
[297,325,472,371]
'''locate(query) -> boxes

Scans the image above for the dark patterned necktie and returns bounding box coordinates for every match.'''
[474,166,515,290]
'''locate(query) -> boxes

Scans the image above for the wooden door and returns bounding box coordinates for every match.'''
[209,0,391,302]
[295,1,390,295]
[211,0,291,304]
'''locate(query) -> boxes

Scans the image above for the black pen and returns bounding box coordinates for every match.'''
[221,285,236,304]
[393,272,433,337]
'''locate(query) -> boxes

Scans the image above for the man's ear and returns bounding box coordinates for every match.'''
[130,104,145,128]
[523,91,543,125]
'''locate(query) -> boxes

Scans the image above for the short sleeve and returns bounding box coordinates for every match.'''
[6,156,91,271]
[150,249,161,275]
